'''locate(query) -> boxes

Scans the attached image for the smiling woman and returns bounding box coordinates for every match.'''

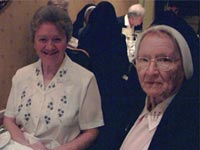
[3,5,104,150]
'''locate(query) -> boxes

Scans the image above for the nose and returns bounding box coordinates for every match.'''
[46,40,55,50]
[146,60,159,74]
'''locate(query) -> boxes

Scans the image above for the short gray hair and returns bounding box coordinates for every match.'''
[30,5,73,43]
[128,4,145,18]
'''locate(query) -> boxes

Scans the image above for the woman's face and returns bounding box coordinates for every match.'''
[136,32,184,99]
[34,22,67,65]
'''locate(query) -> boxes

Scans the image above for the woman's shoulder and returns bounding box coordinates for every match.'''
[65,57,94,79]
[13,62,38,80]
[70,60,93,76]
[65,60,96,87]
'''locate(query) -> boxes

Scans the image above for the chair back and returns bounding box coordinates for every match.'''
[66,46,91,70]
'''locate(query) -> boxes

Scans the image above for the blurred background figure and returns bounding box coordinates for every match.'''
[165,0,181,16]
[118,3,145,29]
[118,4,145,73]
[72,3,96,40]
[117,4,146,107]
[78,1,130,98]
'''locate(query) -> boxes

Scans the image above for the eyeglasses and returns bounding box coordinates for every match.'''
[133,56,180,71]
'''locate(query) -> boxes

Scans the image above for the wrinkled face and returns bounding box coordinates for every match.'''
[136,32,184,99]
[34,22,67,65]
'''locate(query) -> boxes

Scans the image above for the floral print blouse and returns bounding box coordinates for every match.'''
[4,55,104,148]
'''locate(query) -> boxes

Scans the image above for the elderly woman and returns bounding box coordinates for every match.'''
[3,6,104,150]
[120,25,199,150]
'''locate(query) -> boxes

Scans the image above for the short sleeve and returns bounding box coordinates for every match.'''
[79,76,104,130]
[4,75,18,118]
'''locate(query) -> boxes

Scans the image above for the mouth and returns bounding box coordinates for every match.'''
[145,81,161,85]
[42,50,58,56]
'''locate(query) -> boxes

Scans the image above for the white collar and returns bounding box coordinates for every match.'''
[140,95,175,130]
[34,54,72,91]
[124,14,131,28]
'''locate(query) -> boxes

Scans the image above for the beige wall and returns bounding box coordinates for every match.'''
[0,0,153,110]
[0,0,47,110]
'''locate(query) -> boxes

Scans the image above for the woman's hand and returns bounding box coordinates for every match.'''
[3,117,31,146]
[29,141,48,150]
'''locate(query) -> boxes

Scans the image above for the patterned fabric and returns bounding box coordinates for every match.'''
[4,55,104,149]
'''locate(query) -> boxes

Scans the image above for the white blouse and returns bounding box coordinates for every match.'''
[4,55,104,149]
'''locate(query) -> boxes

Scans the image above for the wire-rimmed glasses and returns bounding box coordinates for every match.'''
[133,56,180,71]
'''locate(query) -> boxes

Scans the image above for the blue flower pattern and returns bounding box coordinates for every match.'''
[18,89,32,123]
[19,66,69,127]
[58,108,64,117]
[44,115,51,124]
[59,69,67,77]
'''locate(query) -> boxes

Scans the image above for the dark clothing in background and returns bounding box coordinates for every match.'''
[72,3,95,39]
[78,2,144,149]
[78,1,132,98]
